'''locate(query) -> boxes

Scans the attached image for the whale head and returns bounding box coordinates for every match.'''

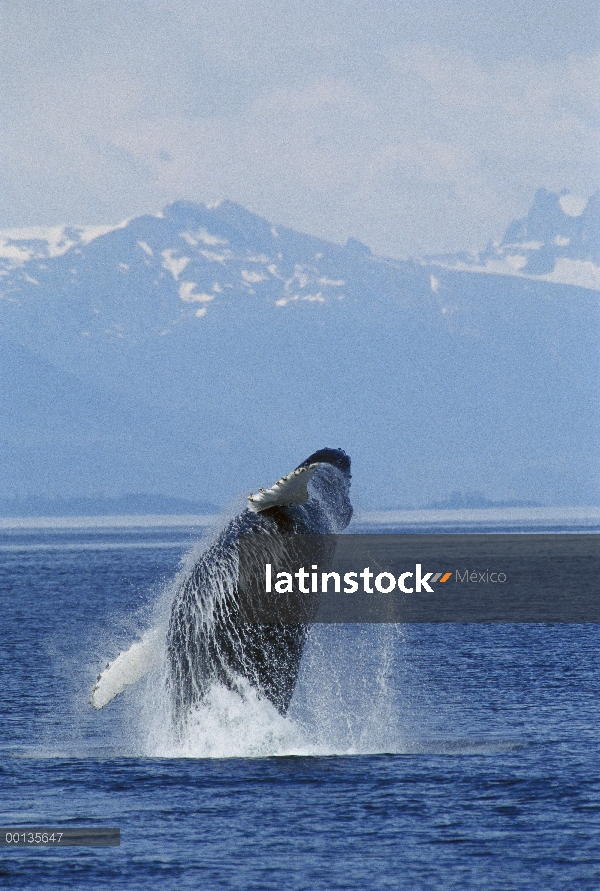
[292,447,352,532]
[248,448,352,527]
[294,447,351,478]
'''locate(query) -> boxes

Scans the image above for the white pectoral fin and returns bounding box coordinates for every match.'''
[91,627,162,709]
[248,462,322,512]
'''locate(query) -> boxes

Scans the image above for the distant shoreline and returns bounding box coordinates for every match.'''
[0,514,221,530]
[1,506,599,531]
[352,506,600,528]
[0,496,219,519]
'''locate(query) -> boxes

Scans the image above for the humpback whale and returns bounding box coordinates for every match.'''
[91,448,352,721]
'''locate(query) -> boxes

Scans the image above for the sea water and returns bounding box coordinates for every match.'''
[1,514,600,889]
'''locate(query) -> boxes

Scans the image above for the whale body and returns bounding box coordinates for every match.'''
[166,448,352,723]
[91,448,352,720]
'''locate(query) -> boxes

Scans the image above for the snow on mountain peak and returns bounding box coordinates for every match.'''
[559,193,587,217]
[0,224,122,268]
[429,188,600,290]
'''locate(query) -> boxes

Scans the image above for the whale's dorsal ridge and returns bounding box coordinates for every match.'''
[247,462,323,513]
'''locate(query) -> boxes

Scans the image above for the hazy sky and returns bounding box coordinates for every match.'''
[2,0,599,255]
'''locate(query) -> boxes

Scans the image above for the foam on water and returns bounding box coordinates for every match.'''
[128,613,409,759]
[141,676,312,759]
[106,495,412,759]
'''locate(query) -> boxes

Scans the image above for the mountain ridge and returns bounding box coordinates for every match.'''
[426,188,600,290]
[1,192,598,509]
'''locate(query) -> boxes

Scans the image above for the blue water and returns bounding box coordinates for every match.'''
[2,520,600,889]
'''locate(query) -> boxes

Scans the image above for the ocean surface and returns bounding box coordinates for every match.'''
[1,511,600,890]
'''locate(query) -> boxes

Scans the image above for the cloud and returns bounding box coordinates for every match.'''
[111,46,599,255]
[1,2,599,254]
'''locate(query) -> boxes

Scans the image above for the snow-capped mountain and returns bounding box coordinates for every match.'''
[0,194,598,509]
[428,188,600,291]
[0,200,382,346]
[0,224,123,269]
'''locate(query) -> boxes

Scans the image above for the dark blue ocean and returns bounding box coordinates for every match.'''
[2,516,600,890]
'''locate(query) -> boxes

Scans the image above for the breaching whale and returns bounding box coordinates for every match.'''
[91,448,352,721]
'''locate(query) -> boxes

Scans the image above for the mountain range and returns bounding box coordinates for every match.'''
[427,188,600,290]
[1,191,598,510]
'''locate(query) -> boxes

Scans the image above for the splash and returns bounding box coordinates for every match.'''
[130,616,409,759]
[141,676,312,759]
[91,458,413,758]
[90,531,411,757]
